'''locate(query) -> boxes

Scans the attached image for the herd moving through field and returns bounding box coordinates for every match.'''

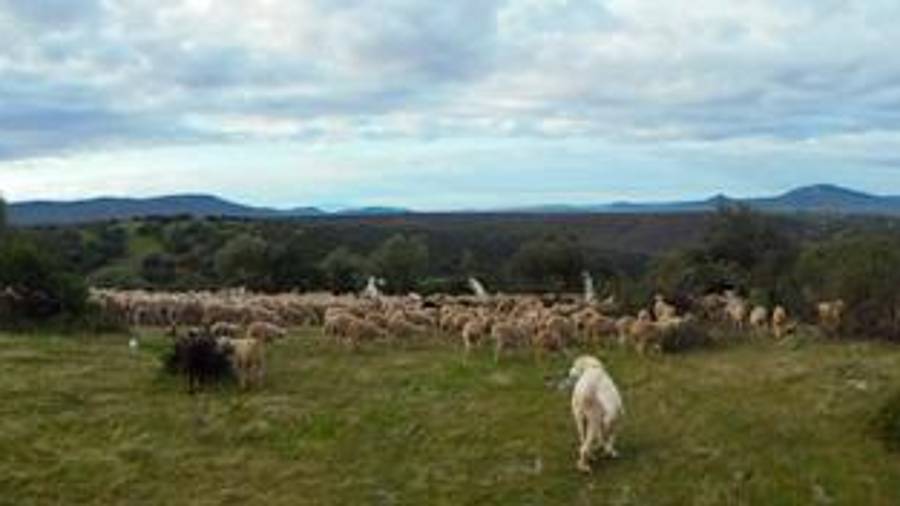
[88,278,851,472]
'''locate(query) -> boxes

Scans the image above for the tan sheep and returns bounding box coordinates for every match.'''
[210,321,241,339]
[818,299,846,336]
[227,338,266,389]
[387,313,428,340]
[771,305,794,339]
[246,321,287,343]
[749,306,769,333]
[461,317,491,356]
[725,295,748,330]
[491,320,527,363]
[344,318,386,348]
[653,294,677,322]
[615,316,636,347]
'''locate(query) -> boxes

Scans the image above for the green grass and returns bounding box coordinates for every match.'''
[1,331,899,505]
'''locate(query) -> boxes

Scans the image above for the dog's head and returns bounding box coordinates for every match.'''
[569,355,604,380]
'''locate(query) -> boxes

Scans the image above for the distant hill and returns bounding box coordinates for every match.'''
[515,184,900,216]
[7,195,325,226]
[7,184,900,226]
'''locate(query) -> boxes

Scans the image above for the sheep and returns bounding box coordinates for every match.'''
[210,321,242,339]
[615,316,636,347]
[246,321,287,343]
[724,294,748,330]
[541,315,576,349]
[227,338,266,389]
[583,314,618,346]
[491,320,528,363]
[653,294,677,322]
[567,355,624,473]
[749,306,769,334]
[461,317,491,356]
[344,318,386,348]
[387,313,428,340]
[699,293,727,322]
[818,299,846,337]
[629,318,661,355]
[771,305,794,339]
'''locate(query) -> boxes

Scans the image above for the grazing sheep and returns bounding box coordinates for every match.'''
[246,321,287,343]
[532,326,565,361]
[211,321,241,339]
[584,314,618,346]
[818,299,846,336]
[227,338,266,389]
[387,313,428,340]
[541,315,576,349]
[461,317,491,356]
[344,318,386,348]
[725,294,748,330]
[491,320,527,363]
[749,306,769,333]
[771,305,794,339]
[653,294,677,322]
[567,355,624,473]
[629,318,661,355]
[615,316,636,347]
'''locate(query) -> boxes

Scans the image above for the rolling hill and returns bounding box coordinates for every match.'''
[7,184,900,226]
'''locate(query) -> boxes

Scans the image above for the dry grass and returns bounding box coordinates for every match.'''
[1,330,899,505]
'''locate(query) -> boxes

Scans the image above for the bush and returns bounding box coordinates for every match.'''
[0,236,88,326]
[873,389,900,452]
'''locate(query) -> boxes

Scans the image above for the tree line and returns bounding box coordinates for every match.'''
[3,200,900,341]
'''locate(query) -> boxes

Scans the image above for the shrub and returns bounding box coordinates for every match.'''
[873,389,900,452]
[0,236,88,326]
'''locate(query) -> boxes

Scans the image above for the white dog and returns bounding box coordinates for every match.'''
[567,355,624,472]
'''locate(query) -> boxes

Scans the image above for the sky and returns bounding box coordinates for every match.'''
[2,0,900,210]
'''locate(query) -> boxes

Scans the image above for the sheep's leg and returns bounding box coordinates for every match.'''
[493,339,503,364]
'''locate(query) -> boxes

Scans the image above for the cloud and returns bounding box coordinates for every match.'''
[2,0,900,205]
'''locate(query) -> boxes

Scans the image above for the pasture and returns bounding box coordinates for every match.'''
[1,330,899,505]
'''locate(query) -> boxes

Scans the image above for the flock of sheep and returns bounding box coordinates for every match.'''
[91,280,847,385]
[89,279,847,472]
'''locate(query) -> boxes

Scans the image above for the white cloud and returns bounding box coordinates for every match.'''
[2,0,900,205]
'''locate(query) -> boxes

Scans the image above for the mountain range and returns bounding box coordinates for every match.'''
[7,184,900,226]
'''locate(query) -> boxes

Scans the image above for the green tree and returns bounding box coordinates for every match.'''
[141,252,177,285]
[510,236,584,291]
[370,234,429,294]
[320,246,367,294]
[214,234,269,287]
[267,232,322,292]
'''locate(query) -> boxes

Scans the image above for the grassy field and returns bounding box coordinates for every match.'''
[1,330,899,505]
